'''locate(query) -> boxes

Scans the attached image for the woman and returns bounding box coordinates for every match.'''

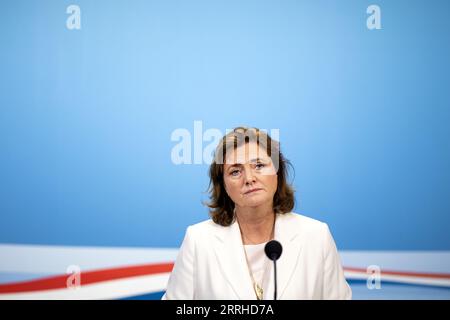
[162,127,351,300]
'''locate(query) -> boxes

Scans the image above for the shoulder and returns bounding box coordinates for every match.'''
[278,212,331,239]
[188,218,220,231]
[280,211,328,229]
[183,218,224,239]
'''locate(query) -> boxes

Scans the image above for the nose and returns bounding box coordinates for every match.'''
[243,166,256,185]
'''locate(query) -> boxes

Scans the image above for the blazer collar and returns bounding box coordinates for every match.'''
[212,217,255,299]
[213,212,303,300]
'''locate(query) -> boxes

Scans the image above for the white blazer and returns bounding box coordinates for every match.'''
[162,212,351,300]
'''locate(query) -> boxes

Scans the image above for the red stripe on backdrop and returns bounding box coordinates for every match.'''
[344,267,450,279]
[1,264,449,294]
[0,262,174,294]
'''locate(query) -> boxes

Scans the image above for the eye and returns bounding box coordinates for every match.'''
[230,169,241,176]
[255,163,265,169]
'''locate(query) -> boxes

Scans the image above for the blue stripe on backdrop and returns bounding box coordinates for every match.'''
[121,285,450,300]
[347,280,450,300]
[121,291,165,300]
[347,279,450,292]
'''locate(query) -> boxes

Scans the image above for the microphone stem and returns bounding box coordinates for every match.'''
[274,259,277,300]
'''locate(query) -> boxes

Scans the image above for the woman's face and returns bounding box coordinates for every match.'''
[223,142,278,209]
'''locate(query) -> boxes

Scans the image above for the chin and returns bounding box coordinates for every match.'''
[243,198,268,207]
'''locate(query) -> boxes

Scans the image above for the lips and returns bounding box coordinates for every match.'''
[244,188,263,194]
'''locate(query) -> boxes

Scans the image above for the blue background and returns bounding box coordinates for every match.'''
[1,0,449,250]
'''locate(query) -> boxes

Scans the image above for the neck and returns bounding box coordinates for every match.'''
[236,205,275,245]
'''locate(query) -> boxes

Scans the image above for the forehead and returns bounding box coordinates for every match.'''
[224,142,270,165]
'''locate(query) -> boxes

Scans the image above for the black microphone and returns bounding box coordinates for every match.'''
[264,240,282,300]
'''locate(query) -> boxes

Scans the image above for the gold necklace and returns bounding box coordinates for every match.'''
[240,222,275,300]
[243,245,266,300]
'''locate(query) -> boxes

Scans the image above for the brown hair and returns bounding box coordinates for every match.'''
[206,126,295,226]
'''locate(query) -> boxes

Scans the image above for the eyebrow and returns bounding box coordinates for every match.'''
[226,158,268,169]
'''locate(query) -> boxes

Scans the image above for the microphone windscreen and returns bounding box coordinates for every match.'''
[265,240,282,261]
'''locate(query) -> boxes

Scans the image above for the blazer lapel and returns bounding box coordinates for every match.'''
[213,220,256,299]
[265,213,303,300]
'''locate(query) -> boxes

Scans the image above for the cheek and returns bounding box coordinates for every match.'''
[231,181,243,193]
[267,175,278,192]
[224,178,240,195]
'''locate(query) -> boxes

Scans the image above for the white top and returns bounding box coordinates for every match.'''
[243,242,271,297]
